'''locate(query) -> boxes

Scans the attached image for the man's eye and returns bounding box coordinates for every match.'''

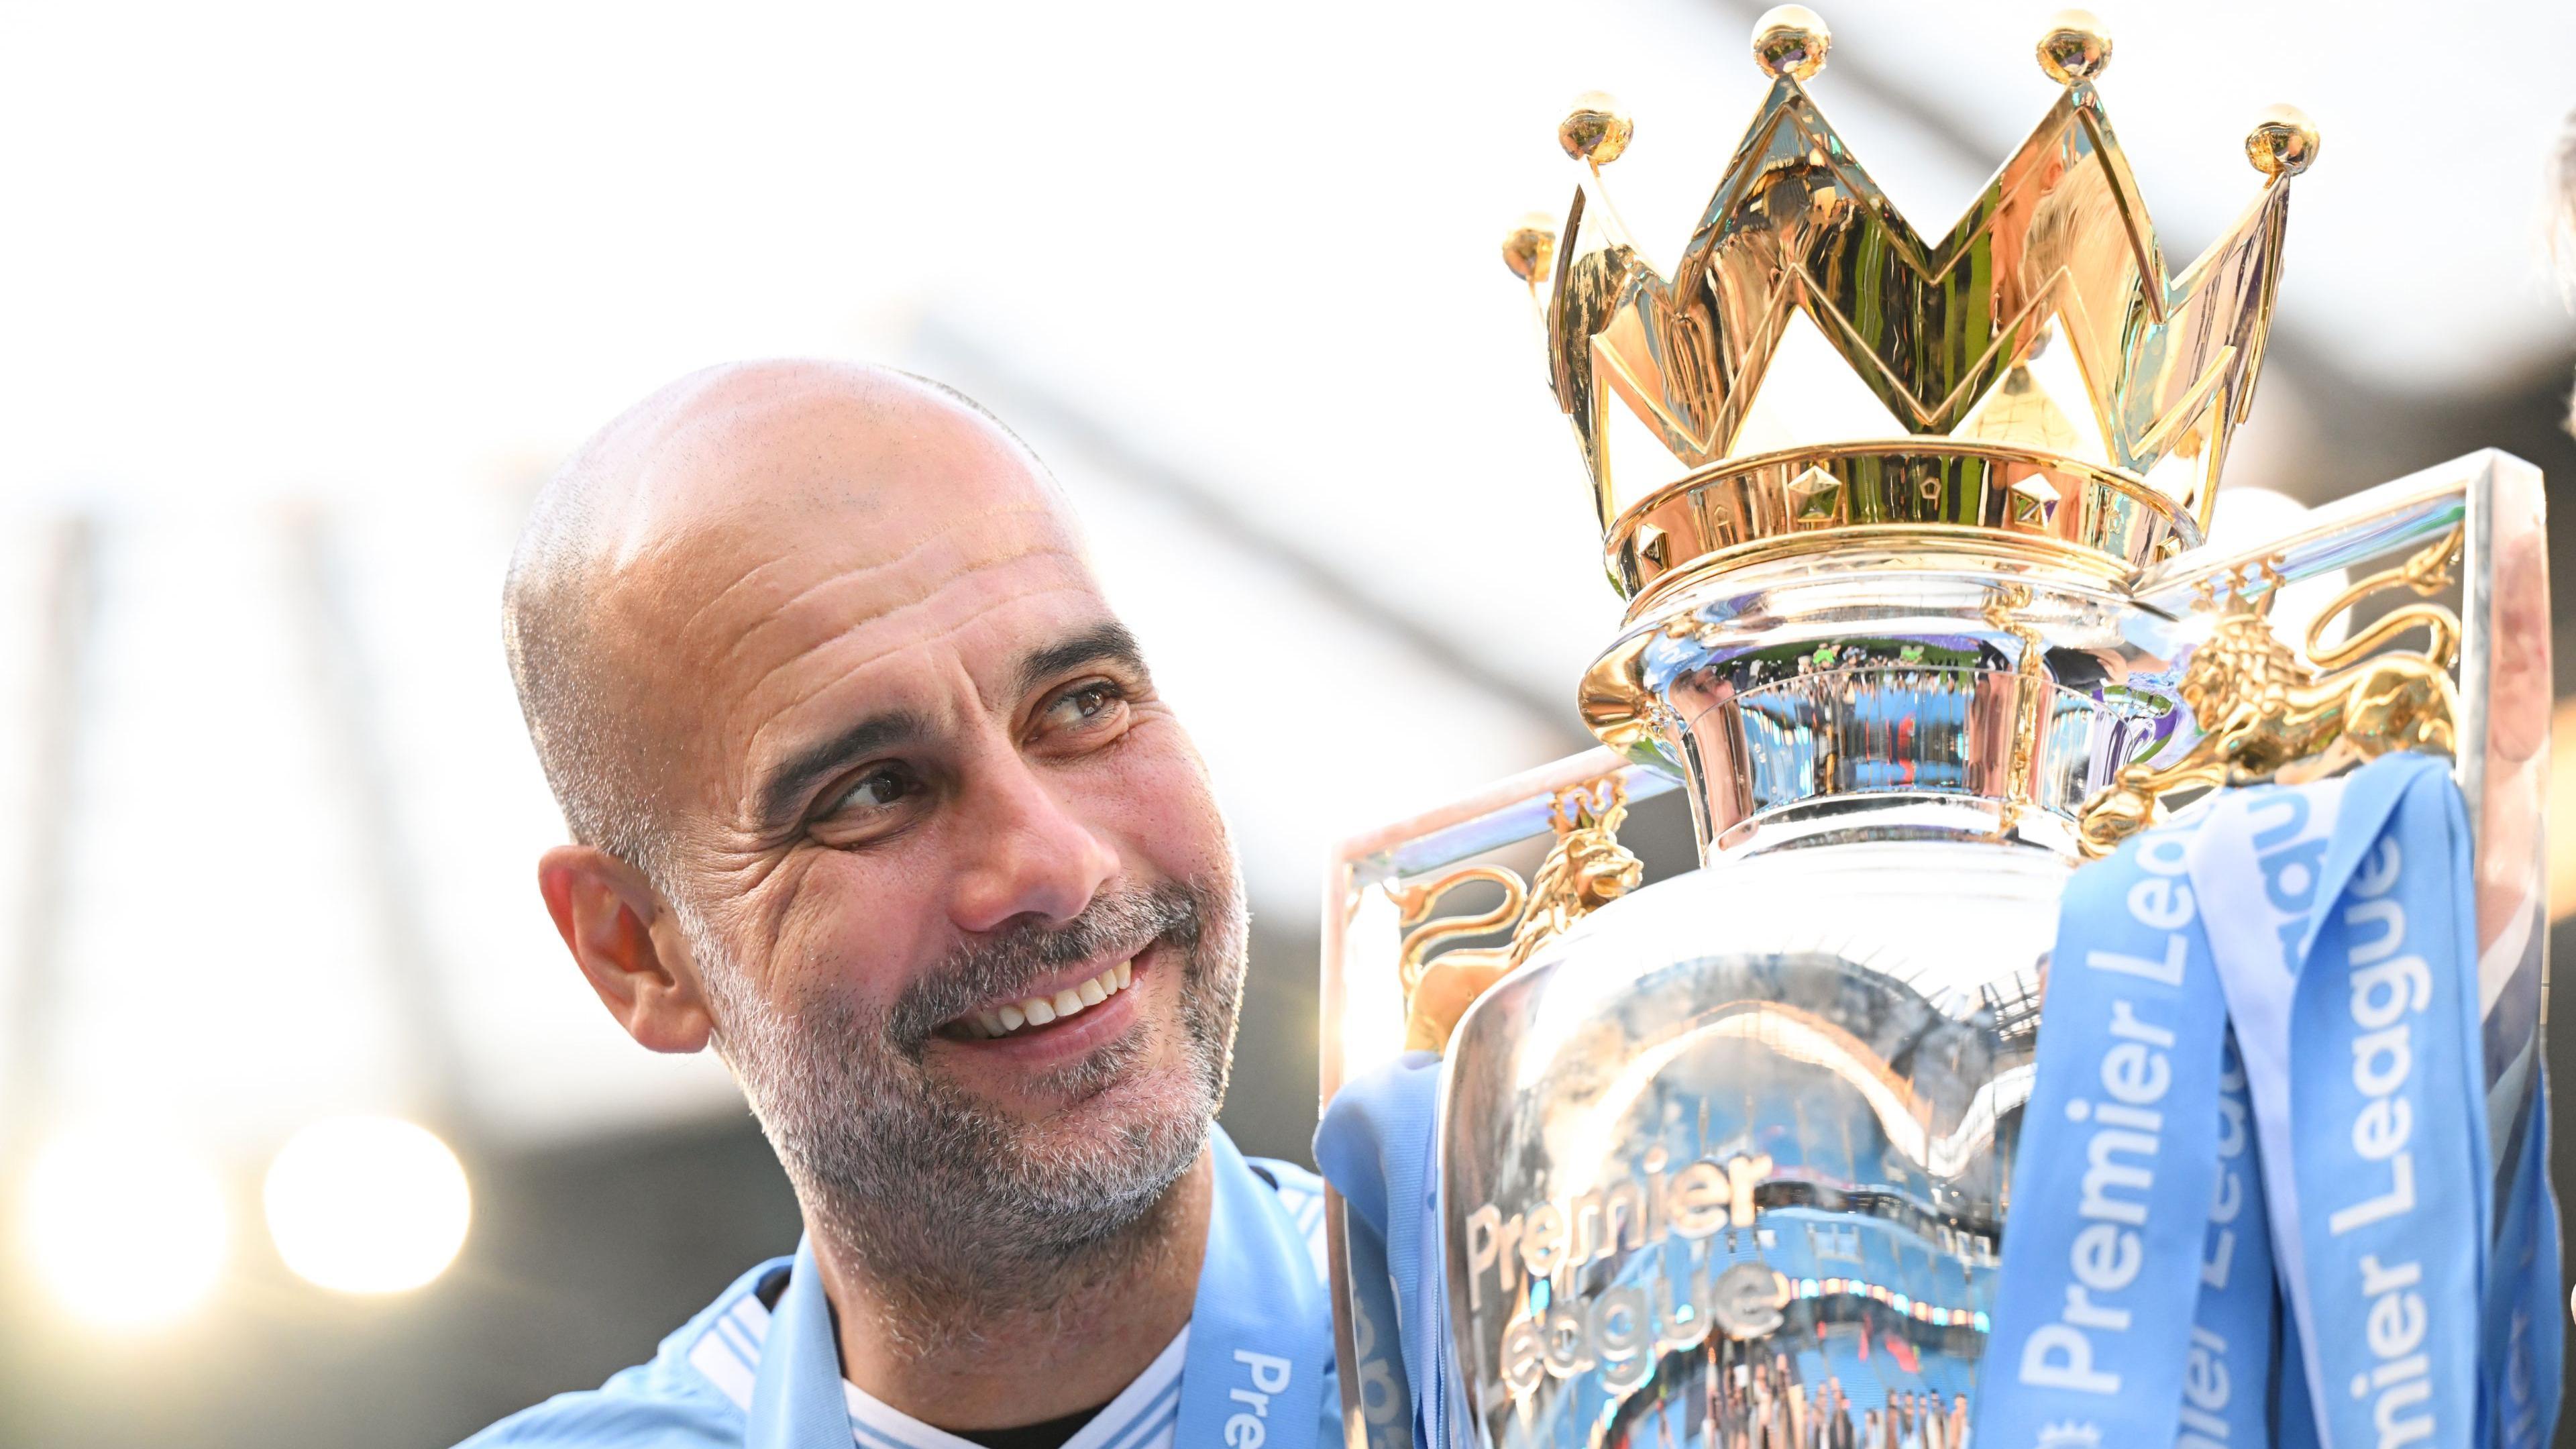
[808,763,928,848]
[1043,681,1126,732]
[827,765,920,816]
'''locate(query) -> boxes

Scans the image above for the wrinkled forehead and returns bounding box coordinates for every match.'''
[595,386,1102,780]
[659,489,1095,690]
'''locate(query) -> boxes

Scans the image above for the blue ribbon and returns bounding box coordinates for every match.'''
[1982,753,2547,1448]
[1980,813,2231,1447]
[747,1131,1331,1449]
[1181,1132,1338,1449]
[2178,1035,2275,1449]
[2186,757,2495,1448]
[1314,1051,1454,1449]
[2280,761,2482,1448]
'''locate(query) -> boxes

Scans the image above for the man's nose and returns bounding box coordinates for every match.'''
[948,756,1119,934]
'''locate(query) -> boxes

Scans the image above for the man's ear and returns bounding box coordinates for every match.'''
[536,845,714,1054]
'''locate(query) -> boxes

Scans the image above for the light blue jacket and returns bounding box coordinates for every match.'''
[460,1137,1334,1449]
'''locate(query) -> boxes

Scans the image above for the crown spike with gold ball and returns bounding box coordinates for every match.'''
[1507,7,2318,607]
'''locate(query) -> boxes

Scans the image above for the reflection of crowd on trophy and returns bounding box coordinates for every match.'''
[1690,1351,1970,1449]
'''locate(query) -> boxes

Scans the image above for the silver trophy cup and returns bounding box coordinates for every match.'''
[1319,12,2552,1447]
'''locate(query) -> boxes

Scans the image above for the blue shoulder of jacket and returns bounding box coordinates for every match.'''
[455,1161,1327,1448]
[1250,1154,1324,1202]
[1248,1155,1330,1276]
[453,1256,791,1448]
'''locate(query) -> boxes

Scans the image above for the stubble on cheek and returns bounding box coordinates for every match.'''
[698,873,1246,1279]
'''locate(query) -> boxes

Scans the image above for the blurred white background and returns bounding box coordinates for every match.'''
[0,3,2570,1443]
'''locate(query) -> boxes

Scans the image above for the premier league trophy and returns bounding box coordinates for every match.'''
[1318,9,2557,1448]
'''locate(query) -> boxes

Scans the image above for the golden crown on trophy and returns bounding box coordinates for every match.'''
[1503,6,2320,606]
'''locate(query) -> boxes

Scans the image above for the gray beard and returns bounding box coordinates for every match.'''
[693,875,1247,1335]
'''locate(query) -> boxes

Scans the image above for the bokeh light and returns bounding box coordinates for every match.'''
[262,1117,472,1295]
[20,1127,230,1332]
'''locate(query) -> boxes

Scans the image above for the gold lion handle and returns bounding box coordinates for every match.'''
[1392,779,1643,1052]
[2077,527,2465,859]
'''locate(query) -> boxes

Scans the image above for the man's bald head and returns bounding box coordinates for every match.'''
[516,359,1243,1332]
[503,360,1067,888]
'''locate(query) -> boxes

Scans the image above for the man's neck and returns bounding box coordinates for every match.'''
[810,1149,1214,1431]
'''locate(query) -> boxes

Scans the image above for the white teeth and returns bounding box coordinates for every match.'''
[965,958,1143,1038]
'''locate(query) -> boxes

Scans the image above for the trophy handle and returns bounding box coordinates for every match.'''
[2075,529,2467,858]
[2129,448,2551,1160]
[1318,751,1677,1449]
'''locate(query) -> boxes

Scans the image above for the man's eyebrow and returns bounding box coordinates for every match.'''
[1014,622,1147,698]
[754,710,929,833]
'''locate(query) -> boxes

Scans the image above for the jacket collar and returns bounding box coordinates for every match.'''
[745,1236,856,1449]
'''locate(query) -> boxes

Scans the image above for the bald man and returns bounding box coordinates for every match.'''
[460,362,1335,1449]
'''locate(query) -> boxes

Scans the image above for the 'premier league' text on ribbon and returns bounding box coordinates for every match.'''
[2020,832,2196,1399]
[2323,833,2440,1444]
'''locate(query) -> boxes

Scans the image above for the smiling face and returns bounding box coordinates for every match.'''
[530,364,1244,1279]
